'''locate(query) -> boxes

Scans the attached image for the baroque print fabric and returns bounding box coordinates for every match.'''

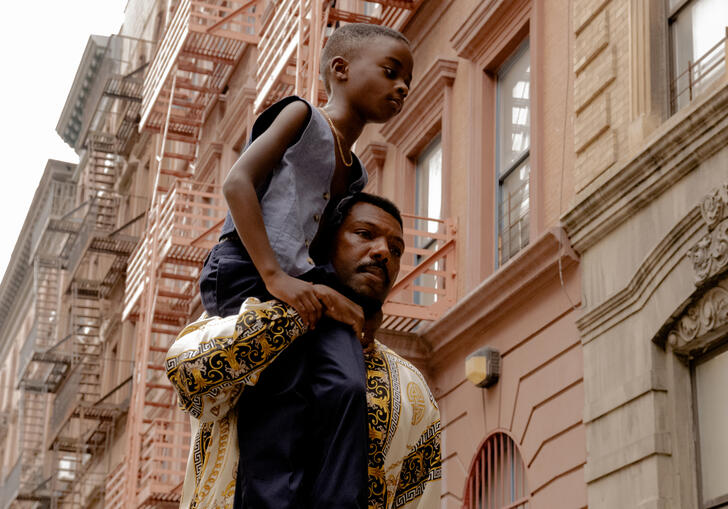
[167,298,442,509]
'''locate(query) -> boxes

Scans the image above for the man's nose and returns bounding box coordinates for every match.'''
[369,236,390,260]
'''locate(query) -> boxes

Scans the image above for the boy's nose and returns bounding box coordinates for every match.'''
[396,81,409,98]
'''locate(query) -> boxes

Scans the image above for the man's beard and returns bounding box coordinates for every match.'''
[339,282,384,319]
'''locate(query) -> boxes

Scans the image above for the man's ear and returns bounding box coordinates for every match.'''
[330,56,349,83]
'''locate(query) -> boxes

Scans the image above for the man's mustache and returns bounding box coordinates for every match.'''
[356,260,389,286]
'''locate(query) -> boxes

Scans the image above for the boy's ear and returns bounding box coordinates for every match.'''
[330,56,349,83]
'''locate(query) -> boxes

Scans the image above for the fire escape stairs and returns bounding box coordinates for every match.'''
[118,2,264,506]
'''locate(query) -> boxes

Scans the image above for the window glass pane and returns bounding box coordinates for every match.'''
[670,0,728,110]
[499,160,530,265]
[497,44,530,176]
[695,347,728,504]
[415,135,442,227]
[414,136,443,306]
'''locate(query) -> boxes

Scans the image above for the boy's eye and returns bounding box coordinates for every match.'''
[383,67,396,78]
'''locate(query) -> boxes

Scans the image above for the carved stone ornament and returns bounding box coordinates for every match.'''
[667,283,728,351]
[687,184,728,284]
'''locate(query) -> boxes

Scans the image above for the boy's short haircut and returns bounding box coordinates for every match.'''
[320,23,410,94]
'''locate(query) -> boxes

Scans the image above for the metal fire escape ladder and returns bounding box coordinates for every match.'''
[255,0,423,112]
[119,3,263,507]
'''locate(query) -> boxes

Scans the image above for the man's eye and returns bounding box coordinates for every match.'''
[356,230,372,238]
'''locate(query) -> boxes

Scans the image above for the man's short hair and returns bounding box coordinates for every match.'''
[320,23,410,94]
[336,192,403,230]
[313,192,403,263]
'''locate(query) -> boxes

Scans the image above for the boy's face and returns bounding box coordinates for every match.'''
[344,36,413,123]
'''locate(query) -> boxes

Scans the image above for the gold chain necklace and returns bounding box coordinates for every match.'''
[320,108,353,167]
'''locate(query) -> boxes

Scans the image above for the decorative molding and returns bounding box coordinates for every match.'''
[422,228,579,364]
[562,82,728,255]
[217,81,256,146]
[359,142,388,170]
[195,142,223,184]
[575,206,703,344]
[379,58,457,151]
[359,142,387,195]
[687,184,728,284]
[663,281,728,356]
[450,0,531,66]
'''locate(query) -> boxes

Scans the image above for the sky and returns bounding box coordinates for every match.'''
[0,1,127,280]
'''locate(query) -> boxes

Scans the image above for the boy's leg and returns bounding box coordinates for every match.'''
[234,338,309,509]
[305,320,368,509]
[199,237,270,317]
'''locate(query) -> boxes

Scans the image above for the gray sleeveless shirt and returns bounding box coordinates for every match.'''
[220,96,368,276]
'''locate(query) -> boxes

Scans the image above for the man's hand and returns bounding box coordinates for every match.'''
[265,272,323,329]
[313,285,365,340]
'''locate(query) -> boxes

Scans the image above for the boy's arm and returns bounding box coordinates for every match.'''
[223,100,322,328]
[166,293,364,421]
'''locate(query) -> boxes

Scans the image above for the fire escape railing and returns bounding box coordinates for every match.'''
[381,213,457,332]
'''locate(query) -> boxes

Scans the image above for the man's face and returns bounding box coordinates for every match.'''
[331,202,404,308]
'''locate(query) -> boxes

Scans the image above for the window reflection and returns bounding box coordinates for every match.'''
[497,42,530,266]
[669,0,728,111]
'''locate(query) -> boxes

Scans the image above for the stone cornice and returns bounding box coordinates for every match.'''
[450,0,530,64]
[379,58,457,149]
[217,81,256,145]
[197,142,223,178]
[561,82,728,255]
[422,228,579,364]
[358,142,388,171]
[576,206,703,344]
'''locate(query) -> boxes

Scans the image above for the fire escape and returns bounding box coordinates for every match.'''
[14,169,77,506]
[44,35,152,509]
[118,2,262,507]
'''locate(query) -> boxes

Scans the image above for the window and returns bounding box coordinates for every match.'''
[414,136,443,306]
[415,135,443,228]
[463,432,529,509]
[693,344,728,508]
[668,0,728,111]
[496,42,530,266]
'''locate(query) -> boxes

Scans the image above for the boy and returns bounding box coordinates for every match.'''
[198,23,413,508]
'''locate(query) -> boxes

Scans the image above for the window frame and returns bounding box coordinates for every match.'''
[666,0,728,113]
[462,430,531,509]
[691,339,728,509]
[495,39,531,268]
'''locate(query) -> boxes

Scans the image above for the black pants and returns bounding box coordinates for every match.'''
[199,238,367,509]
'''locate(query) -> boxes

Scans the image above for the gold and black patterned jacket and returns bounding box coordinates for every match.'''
[166,298,441,509]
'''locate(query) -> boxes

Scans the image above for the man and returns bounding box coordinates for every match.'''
[166,193,441,508]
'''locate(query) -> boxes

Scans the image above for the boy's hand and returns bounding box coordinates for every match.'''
[313,285,365,339]
[265,272,323,329]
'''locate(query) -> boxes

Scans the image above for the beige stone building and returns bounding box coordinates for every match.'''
[561,0,728,508]
[0,0,725,508]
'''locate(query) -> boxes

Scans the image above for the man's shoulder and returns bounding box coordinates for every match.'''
[370,341,436,402]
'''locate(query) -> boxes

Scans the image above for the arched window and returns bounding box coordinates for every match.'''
[463,432,529,509]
